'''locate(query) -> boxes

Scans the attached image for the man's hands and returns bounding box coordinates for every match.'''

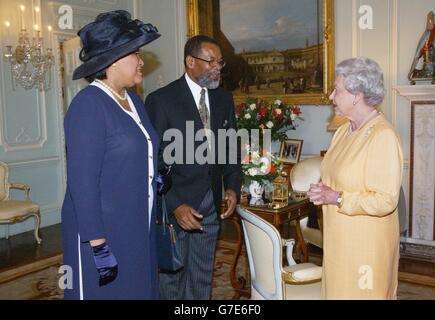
[221,189,237,219]
[174,189,237,230]
[174,204,204,231]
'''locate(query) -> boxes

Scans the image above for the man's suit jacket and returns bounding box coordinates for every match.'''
[145,76,241,222]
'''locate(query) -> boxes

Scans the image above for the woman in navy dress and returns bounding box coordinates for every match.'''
[61,10,161,299]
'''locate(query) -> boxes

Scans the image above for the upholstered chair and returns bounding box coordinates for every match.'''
[290,156,323,250]
[237,206,321,300]
[0,161,41,244]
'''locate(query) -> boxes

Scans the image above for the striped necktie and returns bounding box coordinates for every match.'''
[199,88,210,129]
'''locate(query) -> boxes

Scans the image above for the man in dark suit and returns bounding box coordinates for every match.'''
[145,35,241,300]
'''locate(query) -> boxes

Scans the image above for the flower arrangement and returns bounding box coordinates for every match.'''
[235,97,303,142]
[242,148,282,184]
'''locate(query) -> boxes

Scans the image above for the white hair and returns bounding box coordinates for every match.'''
[336,57,385,107]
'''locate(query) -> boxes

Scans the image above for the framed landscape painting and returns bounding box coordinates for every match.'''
[186,0,335,105]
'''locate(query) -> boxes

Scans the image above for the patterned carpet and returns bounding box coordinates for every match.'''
[0,240,433,300]
[0,240,247,300]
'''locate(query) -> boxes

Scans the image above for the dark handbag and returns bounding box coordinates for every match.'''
[155,167,183,272]
[156,195,183,272]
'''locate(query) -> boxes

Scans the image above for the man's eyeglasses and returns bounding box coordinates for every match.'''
[191,55,226,68]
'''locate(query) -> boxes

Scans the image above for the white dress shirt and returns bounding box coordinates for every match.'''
[185,73,210,114]
[90,81,154,228]
[184,73,214,149]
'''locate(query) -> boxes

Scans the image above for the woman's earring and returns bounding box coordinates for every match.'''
[112,63,117,68]
[353,101,357,106]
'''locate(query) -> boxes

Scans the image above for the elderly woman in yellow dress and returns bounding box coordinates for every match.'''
[308,57,403,299]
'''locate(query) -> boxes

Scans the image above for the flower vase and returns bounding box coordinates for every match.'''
[249,180,264,206]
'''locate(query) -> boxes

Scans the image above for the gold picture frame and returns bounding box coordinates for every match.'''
[186,0,335,105]
[279,139,303,164]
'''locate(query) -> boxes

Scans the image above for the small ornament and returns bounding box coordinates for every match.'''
[272,175,289,204]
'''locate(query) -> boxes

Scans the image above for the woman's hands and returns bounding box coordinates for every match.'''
[91,242,118,287]
[307,182,340,206]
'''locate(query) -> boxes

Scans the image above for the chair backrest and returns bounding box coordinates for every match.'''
[237,206,285,300]
[0,161,9,201]
[290,156,323,192]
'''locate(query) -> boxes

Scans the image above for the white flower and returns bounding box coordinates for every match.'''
[249,104,256,110]
[266,121,274,128]
[248,168,259,176]
[275,108,282,115]
[274,99,282,106]
[260,157,270,173]
[291,113,297,121]
[251,151,260,162]
[245,113,251,119]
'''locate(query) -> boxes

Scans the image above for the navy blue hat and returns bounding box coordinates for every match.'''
[72,10,160,80]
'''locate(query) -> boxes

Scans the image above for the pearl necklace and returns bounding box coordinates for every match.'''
[346,110,379,138]
[95,79,127,101]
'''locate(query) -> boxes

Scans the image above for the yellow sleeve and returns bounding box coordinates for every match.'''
[338,128,403,217]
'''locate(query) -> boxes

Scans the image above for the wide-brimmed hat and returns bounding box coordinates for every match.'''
[72,10,160,80]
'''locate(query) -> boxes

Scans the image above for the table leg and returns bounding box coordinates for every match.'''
[294,217,308,262]
[228,215,250,299]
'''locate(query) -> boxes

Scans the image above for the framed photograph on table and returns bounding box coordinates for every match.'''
[279,139,303,164]
[186,0,335,105]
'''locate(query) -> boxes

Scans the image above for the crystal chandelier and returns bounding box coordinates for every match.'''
[3,5,54,91]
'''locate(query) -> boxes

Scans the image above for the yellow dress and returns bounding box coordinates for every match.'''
[320,114,403,299]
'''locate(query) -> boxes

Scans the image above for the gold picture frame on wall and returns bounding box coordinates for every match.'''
[186,0,335,105]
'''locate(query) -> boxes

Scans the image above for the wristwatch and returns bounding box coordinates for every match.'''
[336,191,343,208]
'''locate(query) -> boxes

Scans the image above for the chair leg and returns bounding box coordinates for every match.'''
[34,212,42,245]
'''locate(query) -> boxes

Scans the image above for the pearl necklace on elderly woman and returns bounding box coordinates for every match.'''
[95,79,127,101]
[346,109,379,138]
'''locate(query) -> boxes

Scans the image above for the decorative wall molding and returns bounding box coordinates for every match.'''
[382,0,398,126]
[390,0,399,127]
[393,87,434,246]
[400,236,435,266]
[175,0,186,77]
[7,157,60,169]
[394,85,435,101]
[351,0,362,57]
[410,102,434,241]
[53,32,75,202]
[15,127,32,143]
[47,1,106,32]
[40,202,62,215]
[396,85,435,247]
[0,67,4,149]
[0,0,48,152]
[48,1,108,14]
[132,0,139,18]
[0,88,48,152]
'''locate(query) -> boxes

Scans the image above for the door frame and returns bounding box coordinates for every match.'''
[53,32,77,195]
